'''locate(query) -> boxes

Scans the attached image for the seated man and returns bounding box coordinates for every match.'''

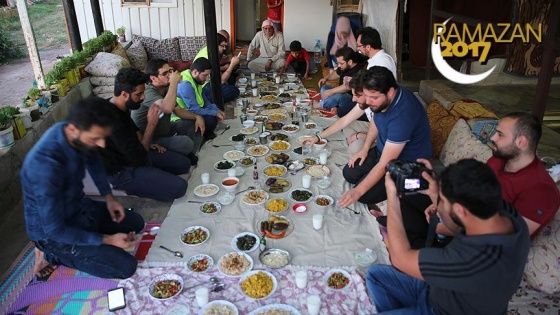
[356,27,397,77]
[177,57,226,140]
[192,32,240,102]
[338,66,432,208]
[101,68,189,202]
[244,19,286,73]
[367,159,529,314]
[399,112,560,248]
[315,46,366,118]
[131,59,203,161]
[279,40,315,80]
[21,97,145,279]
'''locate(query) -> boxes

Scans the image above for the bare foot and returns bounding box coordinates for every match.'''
[312,100,322,109]
[33,248,57,278]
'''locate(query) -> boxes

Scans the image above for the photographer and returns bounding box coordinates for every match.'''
[366,159,529,314]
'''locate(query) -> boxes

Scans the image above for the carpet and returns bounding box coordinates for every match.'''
[0,223,161,315]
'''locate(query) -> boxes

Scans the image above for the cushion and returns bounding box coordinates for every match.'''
[449,100,499,120]
[84,52,130,77]
[90,76,115,86]
[133,34,181,61]
[126,40,148,70]
[168,60,193,72]
[427,100,459,158]
[439,119,492,166]
[525,208,560,294]
[177,36,207,60]
[111,44,129,63]
[92,85,114,95]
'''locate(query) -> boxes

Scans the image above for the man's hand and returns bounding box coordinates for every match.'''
[384,171,398,198]
[338,187,363,208]
[102,233,140,249]
[150,143,167,153]
[318,78,327,87]
[169,70,182,86]
[194,115,206,135]
[342,75,352,87]
[301,136,318,145]
[348,148,368,168]
[230,55,240,67]
[106,196,125,223]
[347,132,360,145]
[424,204,438,223]
[417,158,439,202]
[321,89,333,99]
[146,105,161,127]
[216,110,226,121]
[265,60,273,72]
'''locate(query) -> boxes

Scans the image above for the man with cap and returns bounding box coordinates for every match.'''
[244,19,286,73]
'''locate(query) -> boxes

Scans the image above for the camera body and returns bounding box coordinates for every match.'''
[386,160,430,193]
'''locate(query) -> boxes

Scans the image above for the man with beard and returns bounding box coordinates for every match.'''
[338,66,431,208]
[366,159,529,314]
[21,97,145,279]
[100,68,189,201]
[177,58,226,140]
[356,27,397,77]
[243,19,286,73]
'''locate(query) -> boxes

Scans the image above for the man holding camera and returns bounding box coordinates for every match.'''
[338,66,431,208]
[366,159,529,314]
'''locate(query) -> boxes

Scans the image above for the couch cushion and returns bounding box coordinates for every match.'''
[126,39,148,70]
[85,52,130,77]
[90,76,115,86]
[449,100,499,120]
[168,60,193,72]
[133,35,181,61]
[525,207,560,294]
[92,85,114,95]
[439,119,492,166]
[111,44,130,63]
[178,36,207,61]
[427,100,459,158]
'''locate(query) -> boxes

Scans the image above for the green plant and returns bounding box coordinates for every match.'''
[116,26,126,36]
[0,106,20,130]
[0,27,23,63]
[28,87,42,100]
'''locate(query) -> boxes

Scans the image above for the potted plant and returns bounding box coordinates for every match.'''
[116,26,126,42]
[0,106,19,149]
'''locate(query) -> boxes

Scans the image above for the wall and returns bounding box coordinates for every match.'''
[283,0,332,51]
[234,0,256,41]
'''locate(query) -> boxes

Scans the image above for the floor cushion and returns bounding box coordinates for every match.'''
[126,40,148,70]
[85,52,130,77]
[427,100,459,158]
[439,119,492,166]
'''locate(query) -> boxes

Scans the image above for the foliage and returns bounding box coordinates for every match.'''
[0,28,23,64]
[27,88,42,99]
[0,106,21,130]
[116,26,126,35]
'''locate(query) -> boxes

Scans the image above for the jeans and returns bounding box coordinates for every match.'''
[320,85,354,117]
[171,119,203,152]
[203,82,240,103]
[366,264,436,314]
[154,135,195,156]
[201,115,218,137]
[342,146,387,205]
[35,200,145,279]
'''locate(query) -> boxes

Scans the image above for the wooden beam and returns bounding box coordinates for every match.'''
[16,0,45,89]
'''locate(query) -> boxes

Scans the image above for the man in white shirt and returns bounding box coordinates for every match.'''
[244,19,286,73]
[356,27,397,78]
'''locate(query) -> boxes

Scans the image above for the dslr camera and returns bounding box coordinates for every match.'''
[386,160,430,194]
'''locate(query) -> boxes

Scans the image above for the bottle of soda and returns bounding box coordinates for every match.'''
[253,163,258,180]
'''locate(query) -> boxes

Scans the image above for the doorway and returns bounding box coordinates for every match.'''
[231,0,274,52]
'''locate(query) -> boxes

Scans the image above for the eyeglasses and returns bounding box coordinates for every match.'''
[219,44,227,48]
[158,69,175,76]
[356,44,365,48]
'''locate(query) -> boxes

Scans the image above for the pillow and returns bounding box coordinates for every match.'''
[439,119,492,166]
[449,100,499,120]
[84,52,130,77]
[525,208,560,294]
[90,76,115,86]
[111,44,129,63]
[92,85,114,95]
[178,36,207,60]
[168,60,193,73]
[133,35,181,61]
[126,40,148,70]
[427,100,459,158]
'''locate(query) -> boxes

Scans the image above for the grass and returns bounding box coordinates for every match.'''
[0,0,67,57]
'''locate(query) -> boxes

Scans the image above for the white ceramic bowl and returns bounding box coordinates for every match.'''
[199,201,222,214]
[243,120,255,128]
[238,77,248,84]
[262,165,287,178]
[246,110,258,119]
[148,274,183,300]
[313,139,328,151]
[239,87,246,93]
[323,269,352,291]
[314,194,334,208]
[187,254,214,273]
[180,226,210,246]
[238,270,278,300]
[221,177,240,192]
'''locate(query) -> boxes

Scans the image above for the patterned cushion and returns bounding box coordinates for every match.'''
[178,36,207,60]
[111,44,129,63]
[168,60,193,72]
[132,34,181,61]
[126,40,148,70]
[89,76,115,86]
[449,100,499,120]
[427,100,459,158]
[92,85,114,95]
[524,207,560,294]
[85,52,130,77]
[439,119,492,166]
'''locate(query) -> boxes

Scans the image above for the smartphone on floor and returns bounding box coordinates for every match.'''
[107,287,126,312]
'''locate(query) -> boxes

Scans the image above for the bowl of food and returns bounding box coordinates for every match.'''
[265,152,290,165]
[199,201,222,214]
[303,157,319,166]
[149,274,183,300]
[238,77,248,84]
[254,115,268,123]
[313,139,328,151]
[242,189,269,206]
[194,184,220,198]
[187,254,214,273]
[315,175,332,189]
[247,145,270,157]
[214,160,235,172]
[238,156,257,167]
[269,133,290,142]
[199,300,239,315]
[243,136,258,146]
[239,87,246,94]
[306,165,331,178]
[269,140,291,152]
[259,215,293,239]
[304,121,317,130]
[281,124,299,134]
[223,150,245,161]
[218,252,253,277]
[231,232,259,252]
[180,226,210,246]
[243,120,255,128]
[259,248,291,269]
[292,203,308,214]
[264,178,291,194]
[285,160,305,172]
[265,197,289,213]
[239,270,277,300]
[230,134,246,142]
[323,269,352,291]
[263,165,287,178]
[217,193,235,205]
[221,177,240,192]
[246,109,258,119]
[288,188,313,203]
[314,195,334,208]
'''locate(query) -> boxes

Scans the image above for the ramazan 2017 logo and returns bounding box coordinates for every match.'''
[432,18,542,84]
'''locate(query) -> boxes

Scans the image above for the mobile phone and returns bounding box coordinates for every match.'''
[107,287,126,312]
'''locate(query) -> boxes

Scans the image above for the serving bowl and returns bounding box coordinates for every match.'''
[221,177,240,192]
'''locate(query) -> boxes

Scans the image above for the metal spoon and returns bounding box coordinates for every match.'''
[235,186,256,195]
[183,277,222,291]
[212,144,233,147]
[211,282,226,292]
[188,200,204,204]
[220,125,231,135]
[344,207,360,215]
[159,245,184,258]
[290,167,305,175]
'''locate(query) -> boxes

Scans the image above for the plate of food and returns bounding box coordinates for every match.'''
[268,113,287,121]
[239,270,277,300]
[230,134,246,142]
[323,269,352,291]
[265,152,290,165]
[269,133,291,142]
[296,135,312,145]
[242,189,269,205]
[288,188,314,203]
[247,145,269,157]
[263,165,287,177]
[277,93,292,103]
[314,195,334,208]
[303,157,319,166]
[241,126,259,135]
[261,108,288,116]
[149,274,183,300]
[258,215,294,239]
[214,160,236,172]
[304,121,317,130]
[306,165,331,178]
[244,136,259,146]
[231,232,259,252]
[180,226,210,246]
[253,115,268,123]
[194,184,220,197]
[218,251,253,277]
[199,201,221,214]
[258,249,291,269]
[187,254,214,273]
[264,178,291,194]
[223,150,245,161]
[281,124,300,133]
[265,102,282,110]
[269,140,291,152]
[198,300,239,315]
[248,304,300,315]
[238,156,257,167]
[265,197,289,213]
[265,121,284,131]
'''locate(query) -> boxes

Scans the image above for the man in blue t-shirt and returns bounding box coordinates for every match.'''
[339,66,432,208]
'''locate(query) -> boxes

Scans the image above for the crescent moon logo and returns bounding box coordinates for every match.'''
[432,18,496,84]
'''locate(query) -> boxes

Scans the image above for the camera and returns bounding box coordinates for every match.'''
[386,160,430,193]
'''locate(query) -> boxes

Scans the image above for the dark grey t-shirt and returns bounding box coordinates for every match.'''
[130,84,172,137]
[419,202,529,315]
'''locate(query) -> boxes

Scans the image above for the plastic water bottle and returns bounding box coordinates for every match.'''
[313,39,322,64]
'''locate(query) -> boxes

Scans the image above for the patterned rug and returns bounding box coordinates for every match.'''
[0,223,160,315]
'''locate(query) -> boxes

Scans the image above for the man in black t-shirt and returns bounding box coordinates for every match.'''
[315,46,366,117]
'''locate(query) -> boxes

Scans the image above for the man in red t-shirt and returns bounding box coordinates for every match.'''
[279,40,311,80]
[267,0,283,32]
